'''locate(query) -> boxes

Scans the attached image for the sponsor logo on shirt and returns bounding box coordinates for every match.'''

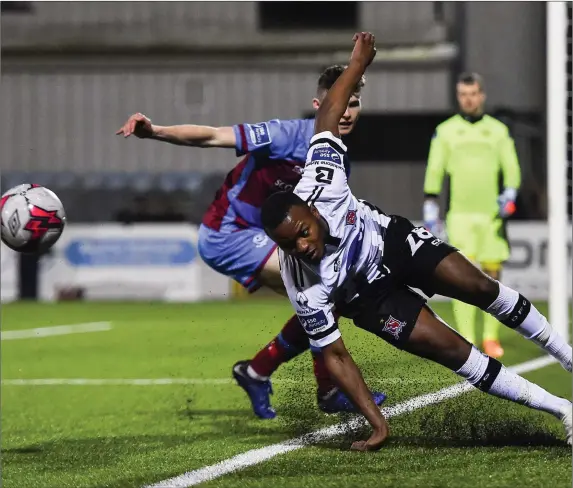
[274,179,294,191]
[310,144,343,166]
[300,310,329,333]
[247,122,272,147]
[296,291,309,307]
[296,293,318,315]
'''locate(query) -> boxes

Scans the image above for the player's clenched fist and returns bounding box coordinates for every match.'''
[116,112,154,138]
[350,32,376,69]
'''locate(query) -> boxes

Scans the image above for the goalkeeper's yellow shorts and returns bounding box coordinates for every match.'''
[446,212,510,267]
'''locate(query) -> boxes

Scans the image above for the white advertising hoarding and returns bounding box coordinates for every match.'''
[422,222,572,302]
[37,224,230,302]
[502,222,572,301]
[1,243,19,303]
[1,222,570,303]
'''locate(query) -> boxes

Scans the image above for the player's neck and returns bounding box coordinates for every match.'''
[459,112,484,124]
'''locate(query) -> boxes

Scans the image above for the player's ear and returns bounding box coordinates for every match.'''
[312,98,320,110]
[309,204,321,219]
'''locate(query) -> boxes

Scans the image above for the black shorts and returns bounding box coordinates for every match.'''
[382,214,457,298]
[335,214,457,348]
[337,285,426,348]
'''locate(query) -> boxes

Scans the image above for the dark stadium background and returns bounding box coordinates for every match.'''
[1,2,568,224]
[1,4,571,488]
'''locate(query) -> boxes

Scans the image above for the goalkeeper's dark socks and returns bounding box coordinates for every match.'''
[486,282,572,372]
[456,346,571,419]
[248,314,309,380]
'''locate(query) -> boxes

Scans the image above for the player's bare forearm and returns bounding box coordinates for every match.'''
[322,337,389,450]
[314,32,376,137]
[116,113,236,148]
[314,61,367,137]
[151,125,236,148]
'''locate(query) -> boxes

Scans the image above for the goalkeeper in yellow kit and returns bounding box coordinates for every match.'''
[423,73,521,358]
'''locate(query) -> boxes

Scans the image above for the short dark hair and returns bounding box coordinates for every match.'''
[457,72,485,92]
[261,191,306,232]
[317,64,365,96]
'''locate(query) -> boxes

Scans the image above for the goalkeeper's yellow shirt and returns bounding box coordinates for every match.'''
[423,114,521,216]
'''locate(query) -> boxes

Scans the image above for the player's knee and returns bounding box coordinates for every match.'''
[257,250,286,295]
[258,273,286,296]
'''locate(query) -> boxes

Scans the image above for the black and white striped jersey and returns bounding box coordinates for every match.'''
[279,131,391,348]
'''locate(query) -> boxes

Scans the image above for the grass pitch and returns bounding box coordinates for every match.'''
[1,299,571,488]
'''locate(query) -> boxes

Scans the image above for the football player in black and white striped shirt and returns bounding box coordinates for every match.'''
[261,32,572,451]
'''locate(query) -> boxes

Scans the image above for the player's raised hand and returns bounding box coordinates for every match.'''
[116,112,153,138]
[350,32,376,69]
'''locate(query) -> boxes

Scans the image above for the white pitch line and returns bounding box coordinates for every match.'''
[143,355,559,488]
[1,377,450,387]
[1,322,112,340]
[1,378,232,386]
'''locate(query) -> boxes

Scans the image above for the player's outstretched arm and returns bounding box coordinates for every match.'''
[116,113,236,148]
[322,337,389,451]
[314,32,376,137]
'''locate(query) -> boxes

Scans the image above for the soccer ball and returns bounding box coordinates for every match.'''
[0,184,66,253]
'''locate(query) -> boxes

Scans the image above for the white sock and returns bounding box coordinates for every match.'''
[246,365,269,382]
[456,346,488,384]
[486,281,520,319]
[517,307,572,372]
[489,366,570,419]
[456,346,571,419]
[487,282,572,372]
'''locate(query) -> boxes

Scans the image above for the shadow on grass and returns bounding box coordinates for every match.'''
[3,389,568,488]
[316,399,570,451]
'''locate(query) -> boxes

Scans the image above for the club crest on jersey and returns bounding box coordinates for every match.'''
[382,315,406,340]
[247,122,271,147]
[346,210,357,226]
[252,233,269,248]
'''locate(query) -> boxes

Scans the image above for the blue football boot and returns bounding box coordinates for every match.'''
[233,360,276,420]
[318,387,387,414]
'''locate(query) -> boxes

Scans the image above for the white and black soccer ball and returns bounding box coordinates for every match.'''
[0,184,66,254]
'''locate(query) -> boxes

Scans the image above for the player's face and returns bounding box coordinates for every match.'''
[456,82,485,116]
[313,94,362,136]
[269,205,326,264]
